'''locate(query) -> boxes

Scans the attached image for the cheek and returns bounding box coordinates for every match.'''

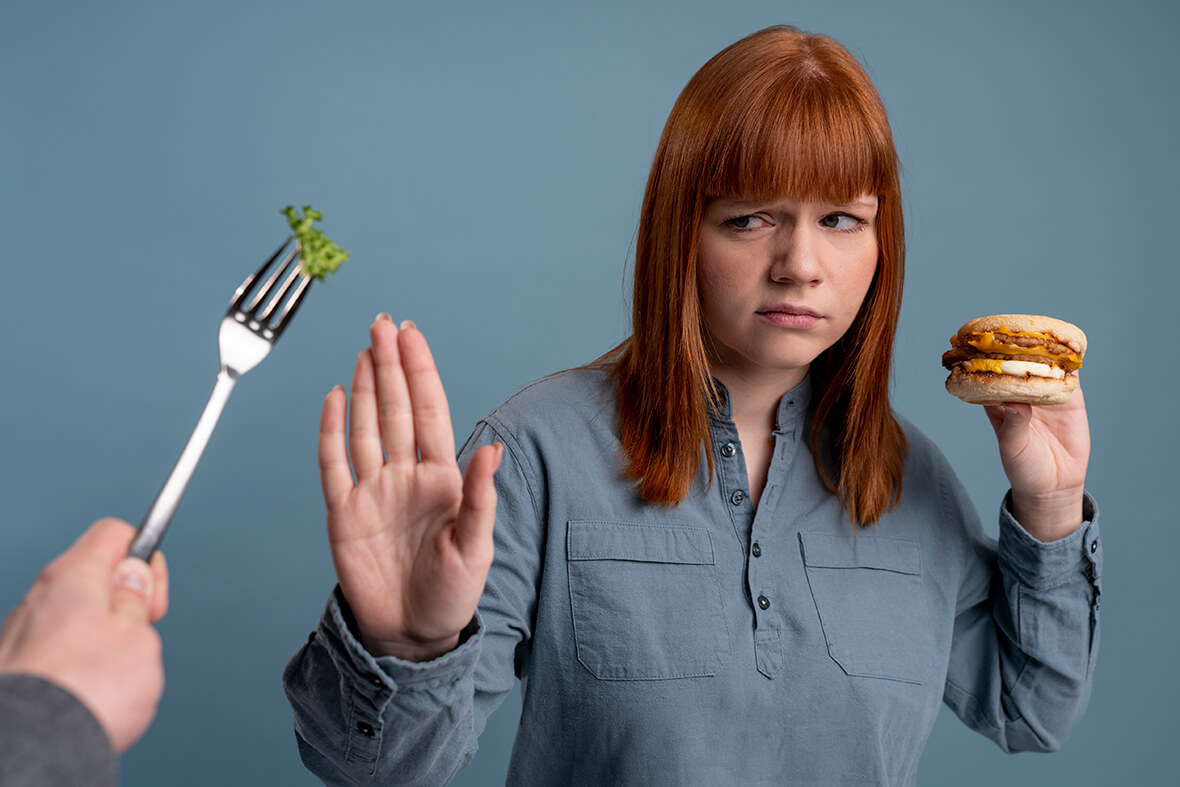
[699,267,739,311]
[834,246,879,314]
[854,256,879,300]
[696,246,743,315]
[696,272,732,339]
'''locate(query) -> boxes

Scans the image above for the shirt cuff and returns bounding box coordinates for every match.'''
[325,585,484,688]
[316,587,484,762]
[998,490,1101,591]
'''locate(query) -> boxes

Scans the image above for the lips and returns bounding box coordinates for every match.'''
[756,304,821,329]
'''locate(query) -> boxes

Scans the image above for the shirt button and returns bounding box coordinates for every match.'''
[721,442,737,458]
[757,595,770,610]
[1090,539,1098,554]
[369,675,384,688]
[730,489,746,506]
[751,542,762,558]
[356,721,375,738]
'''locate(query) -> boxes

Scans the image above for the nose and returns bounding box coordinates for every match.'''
[769,225,822,286]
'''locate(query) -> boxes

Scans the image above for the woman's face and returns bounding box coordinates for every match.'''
[696,194,880,391]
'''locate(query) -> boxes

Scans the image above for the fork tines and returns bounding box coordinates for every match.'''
[228,238,313,341]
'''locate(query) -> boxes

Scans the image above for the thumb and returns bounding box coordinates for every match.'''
[455,442,503,561]
[111,557,154,623]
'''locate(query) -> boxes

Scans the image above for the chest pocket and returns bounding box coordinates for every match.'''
[799,532,931,684]
[567,521,730,680]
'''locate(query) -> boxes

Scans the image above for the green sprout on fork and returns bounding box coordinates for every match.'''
[282,204,349,280]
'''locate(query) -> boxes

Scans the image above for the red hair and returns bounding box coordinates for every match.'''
[604,26,907,526]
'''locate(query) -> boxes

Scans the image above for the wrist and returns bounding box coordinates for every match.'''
[332,586,463,662]
[1010,485,1086,542]
[362,632,461,663]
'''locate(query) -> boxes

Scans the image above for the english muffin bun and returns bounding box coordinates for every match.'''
[941,314,1086,405]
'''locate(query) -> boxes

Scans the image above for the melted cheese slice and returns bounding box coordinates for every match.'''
[960,358,1065,379]
[965,330,1083,370]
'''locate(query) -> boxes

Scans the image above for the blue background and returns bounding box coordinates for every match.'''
[2,1,1176,784]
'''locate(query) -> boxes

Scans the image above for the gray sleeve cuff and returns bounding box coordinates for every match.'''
[325,585,484,692]
[998,490,1101,592]
[313,586,484,764]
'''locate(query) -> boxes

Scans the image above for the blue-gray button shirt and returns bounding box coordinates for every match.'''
[284,369,1101,786]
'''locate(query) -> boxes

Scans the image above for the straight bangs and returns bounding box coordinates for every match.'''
[703,71,898,207]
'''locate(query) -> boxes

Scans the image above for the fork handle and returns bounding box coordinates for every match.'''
[128,370,238,561]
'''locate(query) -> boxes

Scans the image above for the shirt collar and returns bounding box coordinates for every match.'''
[709,374,812,432]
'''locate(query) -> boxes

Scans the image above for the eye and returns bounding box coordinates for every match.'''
[724,214,769,231]
[819,213,864,231]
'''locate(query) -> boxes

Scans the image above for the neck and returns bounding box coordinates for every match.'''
[713,366,807,433]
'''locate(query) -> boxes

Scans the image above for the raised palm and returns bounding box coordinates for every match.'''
[317,316,501,661]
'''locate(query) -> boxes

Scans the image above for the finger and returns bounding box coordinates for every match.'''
[147,550,169,624]
[1058,383,1086,414]
[75,518,138,557]
[53,519,139,582]
[1067,385,1089,425]
[983,405,1005,435]
[318,384,354,508]
[987,402,1032,453]
[348,348,386,479]
[455,442,503,561]
[370,314,417,464]
[111,556,154,623]
[399,322,457,464]
[1000,402,1032,432]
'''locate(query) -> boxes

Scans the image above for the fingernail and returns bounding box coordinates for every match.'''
[375,312,392,323]
[1003,405,1019,417]
[400,319,416,332]
[114,560,150,597]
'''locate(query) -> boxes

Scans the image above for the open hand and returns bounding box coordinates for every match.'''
[318,315,502,661]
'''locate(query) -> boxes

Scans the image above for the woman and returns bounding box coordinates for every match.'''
[284,26,1100,785]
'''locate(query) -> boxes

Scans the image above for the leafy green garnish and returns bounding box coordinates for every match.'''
[282,205,349,280]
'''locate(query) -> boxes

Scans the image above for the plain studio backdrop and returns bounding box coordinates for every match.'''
[1,1,1175,784]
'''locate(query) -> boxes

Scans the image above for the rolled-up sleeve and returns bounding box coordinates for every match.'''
[943,488,1101,753]
[283,587,485,785]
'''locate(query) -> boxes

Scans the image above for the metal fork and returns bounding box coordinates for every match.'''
[128,239,312,561]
